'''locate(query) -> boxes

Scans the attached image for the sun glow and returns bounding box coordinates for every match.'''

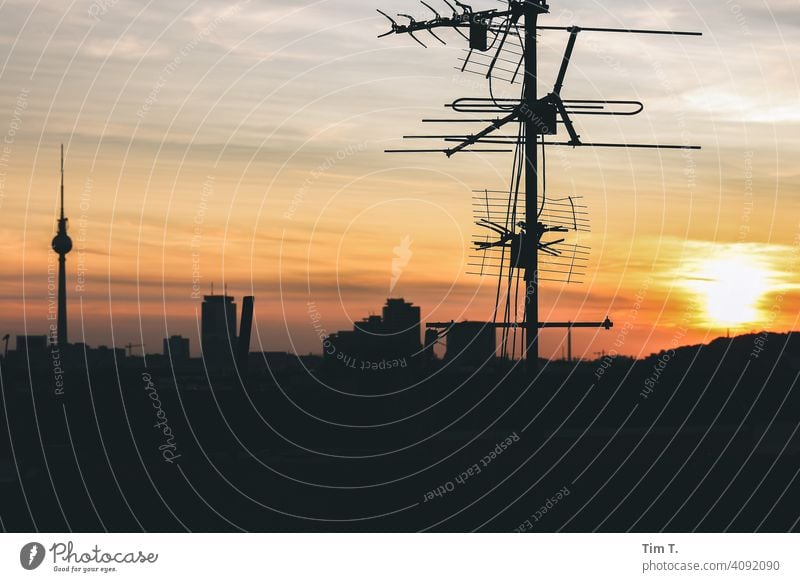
[686,251,773,328]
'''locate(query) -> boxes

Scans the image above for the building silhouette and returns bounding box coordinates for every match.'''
[324,298,422,372]
[237,295,254,372]
[16,335,48,355]
[163,335,190,364]
[382,298,422,356]
[201,292,237,368]
[199,292,255,374]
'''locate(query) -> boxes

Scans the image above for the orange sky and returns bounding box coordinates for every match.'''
[0,0,798,359]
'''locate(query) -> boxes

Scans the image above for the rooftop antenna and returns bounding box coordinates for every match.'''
[469,190,596,359]
[378,0,701,375]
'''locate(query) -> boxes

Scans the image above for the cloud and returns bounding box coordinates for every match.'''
[82,35,170,60]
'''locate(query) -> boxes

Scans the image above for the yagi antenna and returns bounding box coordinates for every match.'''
[378,0,702,373]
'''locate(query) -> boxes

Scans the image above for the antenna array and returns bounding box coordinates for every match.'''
[378,0,701,372]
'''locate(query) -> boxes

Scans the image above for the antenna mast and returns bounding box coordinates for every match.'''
[378,1,701,375]
[60,144,65,220]
[523,2,543,371]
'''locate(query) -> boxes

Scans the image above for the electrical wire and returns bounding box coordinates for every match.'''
[538,135,547,218]
[494,119,524,357]
[488,18,518,111]
[491,121,517,349]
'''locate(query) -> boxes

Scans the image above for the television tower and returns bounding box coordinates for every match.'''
[51,144,72,347]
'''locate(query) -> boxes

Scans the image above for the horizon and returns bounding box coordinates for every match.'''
[5,292,796,362]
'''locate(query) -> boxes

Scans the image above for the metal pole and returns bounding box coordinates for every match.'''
[524,5,540,376]
[568,322,572,363]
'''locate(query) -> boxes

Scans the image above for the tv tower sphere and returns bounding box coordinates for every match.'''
[52,229,72,254]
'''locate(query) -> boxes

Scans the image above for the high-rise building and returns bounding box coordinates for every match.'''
[201,292,237,368]
[382,298,422,355]
[237,296,254,371]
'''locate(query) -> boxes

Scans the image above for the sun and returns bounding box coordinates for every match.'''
[687,252,772,328]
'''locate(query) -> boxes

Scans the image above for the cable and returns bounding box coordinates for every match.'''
[492,136,518,330]
[538,135,547,218]
[488,18,517,111]
[510,263,522,361]
[491,119,523,355]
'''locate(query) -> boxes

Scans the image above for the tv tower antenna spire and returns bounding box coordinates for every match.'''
[378,0,701,375]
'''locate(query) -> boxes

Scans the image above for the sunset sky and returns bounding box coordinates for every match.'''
[0,0,798,360]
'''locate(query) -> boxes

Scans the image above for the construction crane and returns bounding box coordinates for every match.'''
[125,343,144,357]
